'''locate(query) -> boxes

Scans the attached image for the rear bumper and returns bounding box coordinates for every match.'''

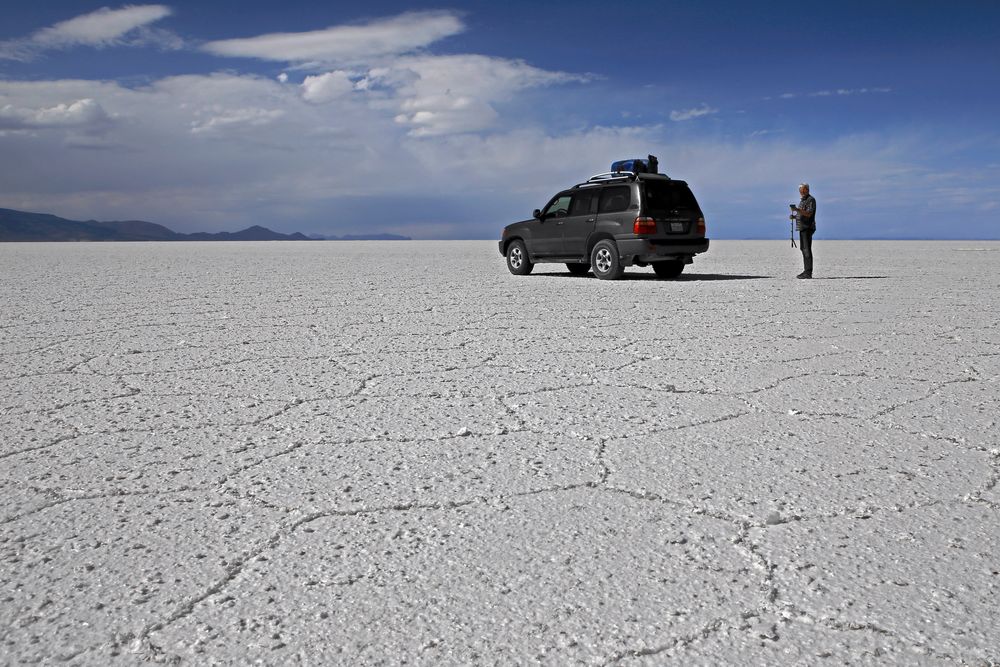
[617,237,710,263]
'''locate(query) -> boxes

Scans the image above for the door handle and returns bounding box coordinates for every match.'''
[557,220,566,225]
[587,218,595,222]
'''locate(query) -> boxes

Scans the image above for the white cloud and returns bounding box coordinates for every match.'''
[777,87,894,100]
[34,5,172,46]
[202,11,464,64]
[0,5,178,60]
[376,54,586,136]
[670,104,718,122]
[5,10,581,142]
[0,98,112,130]
[300,71,355,103]
[190,107,286,134]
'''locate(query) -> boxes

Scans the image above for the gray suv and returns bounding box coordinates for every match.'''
[499,167,709,280]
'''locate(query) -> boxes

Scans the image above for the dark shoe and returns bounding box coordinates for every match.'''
[796,271,812,279]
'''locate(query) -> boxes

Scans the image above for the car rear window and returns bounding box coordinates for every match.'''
[598,186,631,213]
[569,190,597,216]
[642,181,700,215]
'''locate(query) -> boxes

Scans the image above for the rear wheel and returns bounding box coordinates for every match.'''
[590,240,624,280]
[653,260,685,279]
[506,240,533,275]
[566,262,590,276]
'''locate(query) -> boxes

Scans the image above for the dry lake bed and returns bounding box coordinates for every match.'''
[1,240,999,665]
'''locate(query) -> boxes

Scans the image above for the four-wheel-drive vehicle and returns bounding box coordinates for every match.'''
[499,157,709,280]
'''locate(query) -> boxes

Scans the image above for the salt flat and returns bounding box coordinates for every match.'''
[1,239,998,665]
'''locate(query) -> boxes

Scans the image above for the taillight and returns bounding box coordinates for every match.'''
[696,217,706,236]
[633,217,657,234]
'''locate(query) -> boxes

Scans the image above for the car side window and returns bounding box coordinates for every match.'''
[598,186,631,213]
[543,195,572,218]
[568,191,596,216]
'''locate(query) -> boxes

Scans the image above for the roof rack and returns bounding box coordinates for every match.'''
[572,171,636,188]
[590,171,637,182]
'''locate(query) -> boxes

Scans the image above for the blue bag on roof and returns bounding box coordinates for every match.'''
[611,155,659,174]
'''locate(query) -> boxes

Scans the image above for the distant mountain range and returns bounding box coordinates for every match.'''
[0,208,410,242]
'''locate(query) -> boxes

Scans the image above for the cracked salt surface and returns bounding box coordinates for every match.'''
[1,240,999,664]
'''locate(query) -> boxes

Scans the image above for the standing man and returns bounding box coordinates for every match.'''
[790,183,817,278]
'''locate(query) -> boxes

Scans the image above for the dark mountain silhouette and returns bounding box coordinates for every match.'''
[0,208,311,242]
[186,225,311,241]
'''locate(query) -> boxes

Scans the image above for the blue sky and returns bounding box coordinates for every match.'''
[1,1,998,239]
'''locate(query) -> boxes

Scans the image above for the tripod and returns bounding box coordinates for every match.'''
[788,205,797,248]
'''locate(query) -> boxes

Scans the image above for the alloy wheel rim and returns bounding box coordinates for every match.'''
[510,247,522,268]
[595,248,612,273]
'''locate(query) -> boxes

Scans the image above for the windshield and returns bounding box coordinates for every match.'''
[642,181,700,216]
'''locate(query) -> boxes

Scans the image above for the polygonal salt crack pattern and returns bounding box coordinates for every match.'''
[1,240,999,664]
[0,492,289,663]
[756,504,1000,665]
[146,489,758,664]
[602,413,992,523]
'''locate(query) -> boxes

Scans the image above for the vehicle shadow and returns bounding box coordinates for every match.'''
[814,276,889,280]
[536,272,771,281]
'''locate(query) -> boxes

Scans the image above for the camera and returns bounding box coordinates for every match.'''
[788,204,797,211]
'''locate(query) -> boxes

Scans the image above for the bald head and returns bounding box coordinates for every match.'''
[799,183,810,196]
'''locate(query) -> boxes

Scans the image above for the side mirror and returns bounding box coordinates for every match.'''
[533,209,542,220]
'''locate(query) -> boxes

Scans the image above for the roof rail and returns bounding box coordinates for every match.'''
[572,171,636,188]
[590,171,636,182]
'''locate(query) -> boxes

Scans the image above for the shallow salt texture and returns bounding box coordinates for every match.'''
[1,239,999,665]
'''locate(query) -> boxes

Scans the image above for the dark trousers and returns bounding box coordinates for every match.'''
[799,227,814,274]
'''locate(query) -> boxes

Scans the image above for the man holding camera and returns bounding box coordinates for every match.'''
[790,183,817,279]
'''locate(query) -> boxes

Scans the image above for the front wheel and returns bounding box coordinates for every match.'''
[590,240,624,280]
[566,262,590,276]
[506,240,533,275]
[652,260,685,279]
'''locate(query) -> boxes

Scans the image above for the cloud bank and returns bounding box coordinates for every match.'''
[4,71,993,239]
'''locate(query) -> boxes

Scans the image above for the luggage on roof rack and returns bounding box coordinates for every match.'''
[571,153,667,188]
[611,154,659,175]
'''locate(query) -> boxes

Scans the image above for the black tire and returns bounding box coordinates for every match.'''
[652,260,685,279]
[566,262,590,276]
[506,240,533,275]
[590,240,624,280]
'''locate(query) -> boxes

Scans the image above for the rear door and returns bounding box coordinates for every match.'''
[560,189,599,258]
[595,185,633,234]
